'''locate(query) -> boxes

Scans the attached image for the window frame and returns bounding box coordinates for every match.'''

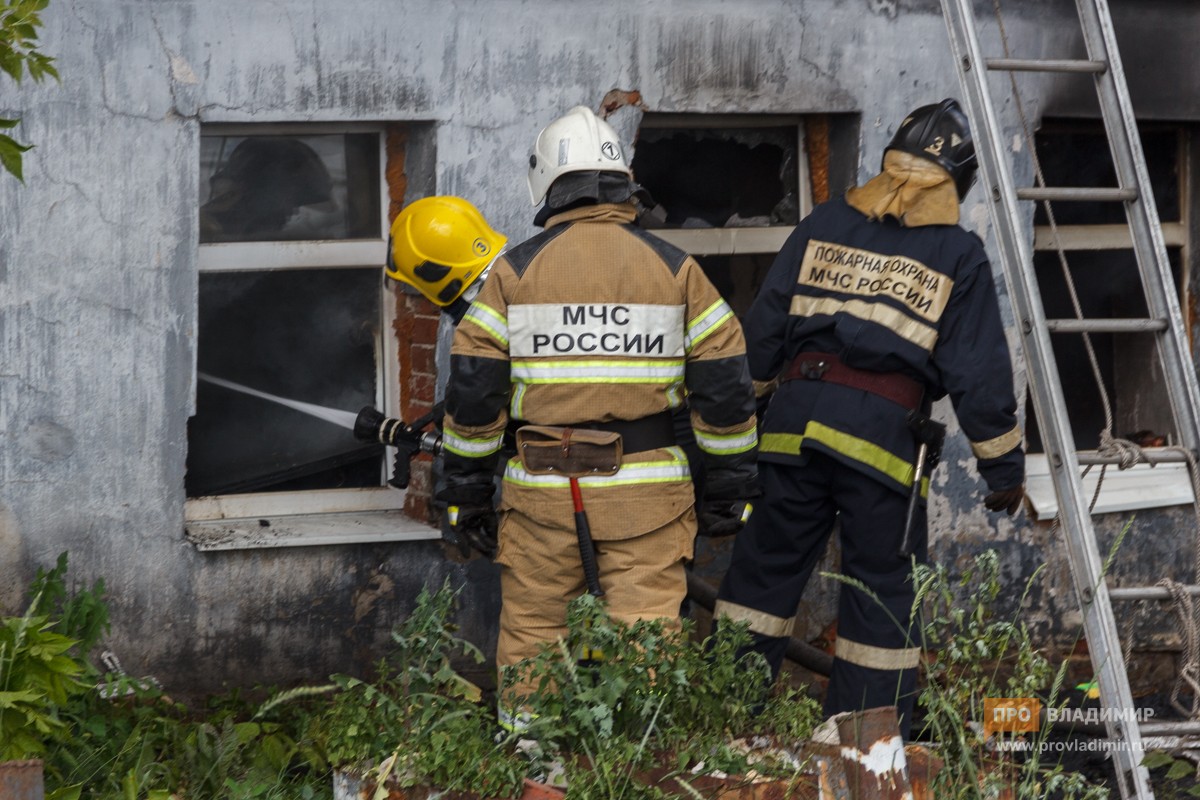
[185,122,436,547]
[1023,121,1194,519]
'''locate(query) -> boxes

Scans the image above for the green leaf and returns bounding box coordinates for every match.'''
[0,118,18,129]
[47,786,83,800]
[1142,750,1176,769]
[1166,759,1196,780]
[0,48,22,82]
[0,132,32,181]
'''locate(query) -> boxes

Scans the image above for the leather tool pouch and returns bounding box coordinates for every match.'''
[516,425,622,477]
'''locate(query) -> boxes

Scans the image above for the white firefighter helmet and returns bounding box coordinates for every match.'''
[526,105,632,207]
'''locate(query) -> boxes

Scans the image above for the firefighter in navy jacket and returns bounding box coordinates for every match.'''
[440,106,759,716]
[715,99,1025,734]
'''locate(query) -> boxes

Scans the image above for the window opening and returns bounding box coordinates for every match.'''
[188,127,397,517]
[186,268,383,497]
[199,133,380,243]
[632,125,800,229]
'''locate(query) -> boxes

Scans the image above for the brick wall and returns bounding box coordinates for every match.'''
[386,123,440,523]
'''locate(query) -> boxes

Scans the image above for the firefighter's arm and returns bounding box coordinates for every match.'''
[742,222,809,382]
[440,259,515,506]
[680,260,760,533]
[933,254,1025,512]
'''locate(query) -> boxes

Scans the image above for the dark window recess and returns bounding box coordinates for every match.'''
[1025,247,1183,452]
[1033,123,1180,225]
[632,126,799,229]
[695,254,776,318]
[186,268,383,497]
[1024,121,1184,453]
[199,133,381,243]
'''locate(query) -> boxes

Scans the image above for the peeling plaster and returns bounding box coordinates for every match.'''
[866,0,900,19]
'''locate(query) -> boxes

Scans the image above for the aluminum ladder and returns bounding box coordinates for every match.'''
[939,1,1200,797]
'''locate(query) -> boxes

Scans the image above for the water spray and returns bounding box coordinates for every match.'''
[197,373,360,430]
[197,372,444,490]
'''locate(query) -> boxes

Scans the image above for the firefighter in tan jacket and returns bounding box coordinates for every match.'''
[439,106,759,709]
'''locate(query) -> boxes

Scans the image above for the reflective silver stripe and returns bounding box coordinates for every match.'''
[790,295,938,352]
[463,302,509,345]
[685,299,735,351]
[835,636,921,670]
[504,448,690,488]
[509,382,528,419]
[442,430,503,457]
[712,599,795,638]
[666,382,685,409]
[510,359,685,384]
[694,428,758,455]
[971,425,1023,460]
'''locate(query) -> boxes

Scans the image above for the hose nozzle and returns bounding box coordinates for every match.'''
[354,406,407,445]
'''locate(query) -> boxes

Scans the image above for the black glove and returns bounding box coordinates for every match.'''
[697,470,762,537]
[698,499,755,537]
[444,504,498,559]
[984,485,1025,516]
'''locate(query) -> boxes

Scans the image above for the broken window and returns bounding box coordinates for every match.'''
[188,126,400,519]
[631,115,856,316]
[1023,121,1195,518]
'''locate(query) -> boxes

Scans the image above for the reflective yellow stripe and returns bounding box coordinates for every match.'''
[760,423,929,496]
[713,599,795,638]
[971,425,1022,460]
[686,299,735,351]
[463,302,509,345]
[790,295,938,352]
[836,636,921,670]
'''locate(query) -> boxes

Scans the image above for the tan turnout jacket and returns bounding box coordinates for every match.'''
[441,202,757,539]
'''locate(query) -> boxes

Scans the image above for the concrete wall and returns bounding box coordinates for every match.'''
[1,0,1197,694]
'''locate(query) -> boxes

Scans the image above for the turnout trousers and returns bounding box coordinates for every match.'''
[715,452,926,735]
[495,505,694,705]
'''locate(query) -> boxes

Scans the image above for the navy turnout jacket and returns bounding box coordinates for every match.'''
[746,196,1024,496]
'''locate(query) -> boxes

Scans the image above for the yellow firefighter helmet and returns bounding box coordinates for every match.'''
[386,196,507,306]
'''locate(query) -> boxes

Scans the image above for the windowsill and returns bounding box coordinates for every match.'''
[185,510,438,551]
[1024,453,1196,520]
[652,227,794,256]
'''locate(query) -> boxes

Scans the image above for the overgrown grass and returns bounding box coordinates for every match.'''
[827,548,1111,799]
[507,594,823,800]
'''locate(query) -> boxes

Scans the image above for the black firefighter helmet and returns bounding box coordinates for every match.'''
[885,98,978,200]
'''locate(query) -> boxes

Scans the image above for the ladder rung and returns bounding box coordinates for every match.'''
[1046,318,1168,334]
[1141,721,1200,736]
[1076,448,1192,466]
[1017,187,1139,202]
[986,58,1107,74]
[1109,585,1200,602]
